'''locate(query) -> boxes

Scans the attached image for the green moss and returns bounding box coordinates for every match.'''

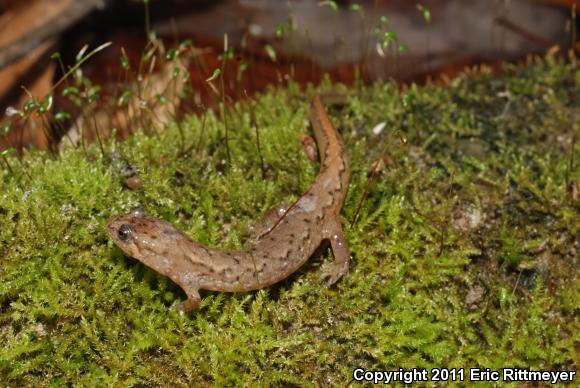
[1,57,578,385]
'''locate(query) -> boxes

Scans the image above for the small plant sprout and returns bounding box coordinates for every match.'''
[416,3,432,69]
[0,123,15,174]
[416,4,432,24]
[264,44,277,62]
[382,31,398,49]
[19,89,57,155]
[318,1,338,12]
[373,14,409,75]
[50,52,69,84]
[120,48,131,71]
[348,2,370,81]
[205,68,221,83]
[237,62,249,83]
[0,145,15,172]
[275,24,285,39]
[349,3,362,13]
[318,0,342,77]
[219,33,232,164]
[1,122,31,181]
[398,43,409,53]
[53,42,112,90]
[205,68,221,95]
[245,91,266,179]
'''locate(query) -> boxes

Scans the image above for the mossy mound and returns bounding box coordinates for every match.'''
[0,56,578,385]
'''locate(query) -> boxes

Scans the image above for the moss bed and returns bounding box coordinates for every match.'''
[0,56,578,385]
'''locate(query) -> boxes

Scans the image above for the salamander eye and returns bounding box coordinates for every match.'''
[117,224,134,242]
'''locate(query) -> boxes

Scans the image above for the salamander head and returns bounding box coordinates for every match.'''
[106,208,188,275]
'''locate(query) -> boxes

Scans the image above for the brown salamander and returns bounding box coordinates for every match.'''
[106,95,350,311]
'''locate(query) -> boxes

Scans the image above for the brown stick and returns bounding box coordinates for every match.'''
[494,16,554,50]
[0,0,107,69]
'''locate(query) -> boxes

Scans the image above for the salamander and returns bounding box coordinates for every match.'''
[106,95,350,311]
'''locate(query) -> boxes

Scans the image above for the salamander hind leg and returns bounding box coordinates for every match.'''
[320,217,350,286]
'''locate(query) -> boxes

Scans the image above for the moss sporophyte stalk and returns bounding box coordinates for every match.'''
[0,56,577,385]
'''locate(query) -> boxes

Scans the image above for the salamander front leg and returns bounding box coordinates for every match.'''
[320,217,350,286]
[173,287,201,312]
